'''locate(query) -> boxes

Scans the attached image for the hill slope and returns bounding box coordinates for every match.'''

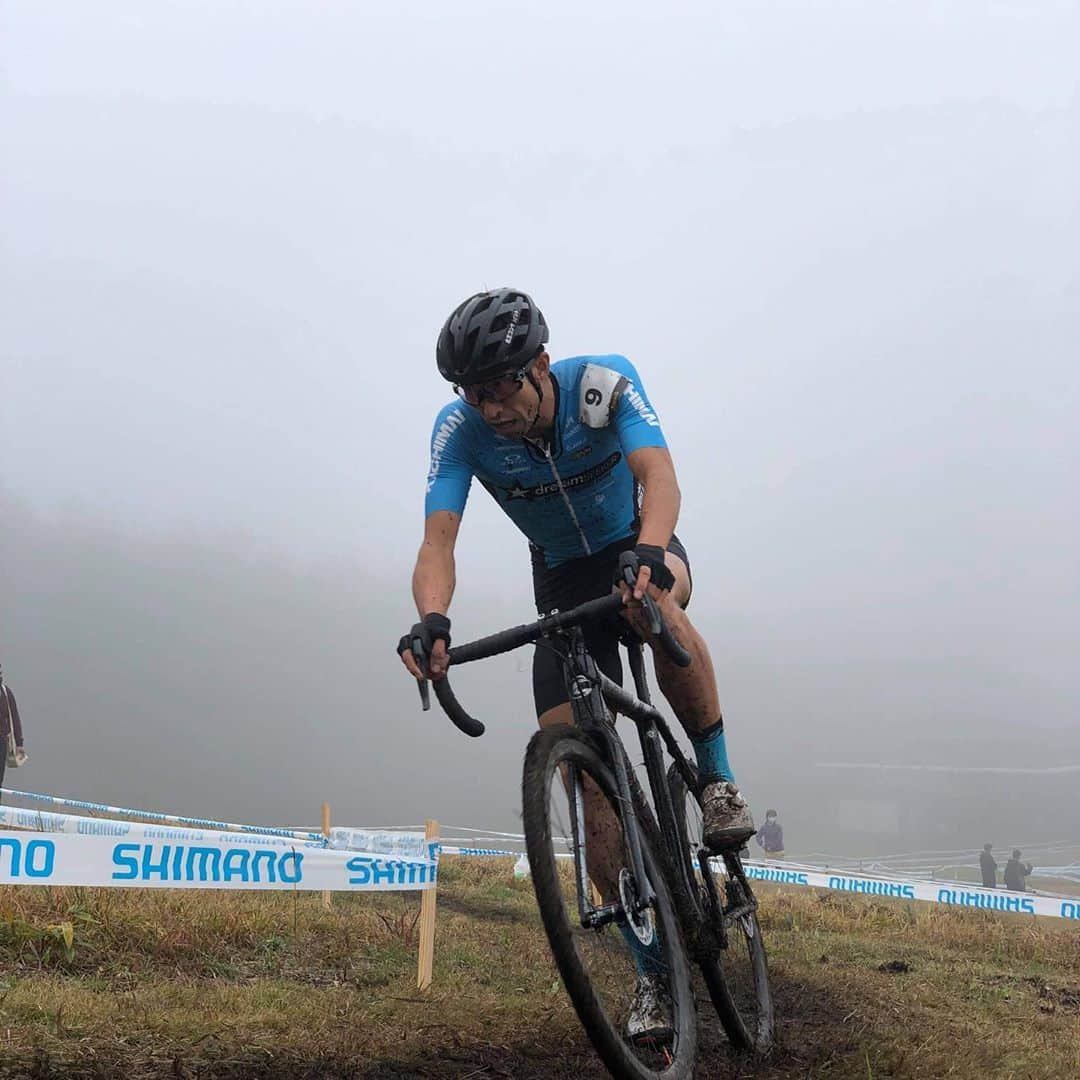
[0,859,1077,1078]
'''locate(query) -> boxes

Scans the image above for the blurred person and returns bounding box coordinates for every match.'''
[1004,849,1034,892]
[756,809,785,860]
[0,663,28,802]
[979,843,998,888]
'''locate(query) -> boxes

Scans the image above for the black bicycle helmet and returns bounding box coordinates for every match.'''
[436,288,548,385]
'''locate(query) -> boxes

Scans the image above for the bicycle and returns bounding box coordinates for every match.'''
[409,553,775,1080]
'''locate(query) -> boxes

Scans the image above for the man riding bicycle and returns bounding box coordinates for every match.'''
[399,288,756,1039]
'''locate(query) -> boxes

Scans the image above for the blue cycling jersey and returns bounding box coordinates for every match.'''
[424,355,668,567]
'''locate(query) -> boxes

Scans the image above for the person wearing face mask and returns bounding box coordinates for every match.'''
[0,663,28,802]
[398,287,757,1042]
[756,809,785,860]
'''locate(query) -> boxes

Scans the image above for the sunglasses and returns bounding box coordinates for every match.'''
[454,354,540,406]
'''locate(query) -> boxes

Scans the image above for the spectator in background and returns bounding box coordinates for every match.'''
[1004,849,1034,892]
[756,809,785,860]
[1,663,29,803]
[979,843,998,888]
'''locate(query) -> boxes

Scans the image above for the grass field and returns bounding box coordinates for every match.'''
[1,858,1077,1078]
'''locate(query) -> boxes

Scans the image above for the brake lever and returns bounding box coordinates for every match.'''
[617,551,690,666]
[619,560,662,636]
[641,592,663,636]
[411,639,431,711]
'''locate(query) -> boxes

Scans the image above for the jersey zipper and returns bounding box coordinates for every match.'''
[534,439,592,557]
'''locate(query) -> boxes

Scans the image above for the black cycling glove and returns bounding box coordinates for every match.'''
[620,544,675,593]
[396,613,451,667]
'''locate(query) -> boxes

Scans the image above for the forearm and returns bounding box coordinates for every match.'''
[636,471,681,548]
[412,542,456,618]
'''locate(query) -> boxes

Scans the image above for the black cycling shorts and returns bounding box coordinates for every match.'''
[530,534,692,718]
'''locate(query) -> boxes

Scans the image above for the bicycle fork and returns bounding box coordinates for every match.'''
[561,631,655,931]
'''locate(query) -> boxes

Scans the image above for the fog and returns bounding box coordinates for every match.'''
[2,2,1077,855]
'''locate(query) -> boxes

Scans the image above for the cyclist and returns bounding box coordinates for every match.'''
[398,287,756,1038]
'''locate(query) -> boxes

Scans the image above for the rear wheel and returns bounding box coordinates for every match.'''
[668,762,775,1054]
[523,726,696,1080]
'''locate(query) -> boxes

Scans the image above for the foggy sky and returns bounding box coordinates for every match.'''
[2,2,1078,852]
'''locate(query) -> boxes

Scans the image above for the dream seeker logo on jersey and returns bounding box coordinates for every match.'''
[500,451,622,502]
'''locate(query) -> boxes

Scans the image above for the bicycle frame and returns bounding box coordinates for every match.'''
[612,639,761,941]
[418,586,757,940]
[550,623,703,934]
[418,584,774,1058]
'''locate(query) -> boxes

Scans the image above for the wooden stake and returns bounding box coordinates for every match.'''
[321,802,332,911]
[417,818,439,991]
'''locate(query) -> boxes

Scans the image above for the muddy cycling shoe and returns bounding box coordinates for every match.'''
[626,973,675,1044]
[702,780,756,851]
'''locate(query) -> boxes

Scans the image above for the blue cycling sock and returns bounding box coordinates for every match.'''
[618,922,666,977]
[690,721,735,783]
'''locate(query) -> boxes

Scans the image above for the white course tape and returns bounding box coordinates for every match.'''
[329,828,429,858]
[436,845,1079,921]
[4,799,1070,916]
[0,807,438,862]
[443,826,529,838]
[742,861,1080,921]
[0,812,442,868]
[0,827,437,892]
[0,787,324,844]
[442,846,519,857]
[0,804,322,847]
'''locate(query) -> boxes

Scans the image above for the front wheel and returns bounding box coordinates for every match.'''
[523,726,696,1080]
[668,762,775,1054]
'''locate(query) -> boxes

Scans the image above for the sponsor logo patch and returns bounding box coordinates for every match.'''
[426,408,467,493]
[501,452,621,502]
